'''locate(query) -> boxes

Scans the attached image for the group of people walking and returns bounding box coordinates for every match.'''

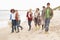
[10,9,23,33]
[10,3,53,33]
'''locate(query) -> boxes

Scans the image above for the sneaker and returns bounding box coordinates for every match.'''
[11,32,14,33]
[21,27,23,30]
[16,31,19,33]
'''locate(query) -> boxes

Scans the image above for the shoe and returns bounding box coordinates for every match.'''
[45,31,49,34]
[28,28,31,31]
[11,32,14,33]
[21,27,23,30]
[16,31,19,33]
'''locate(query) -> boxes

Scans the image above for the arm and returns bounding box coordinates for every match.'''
[26,12,28,17]
[50,8,53,19]
[10,14,12,20]
[50,8,53,17]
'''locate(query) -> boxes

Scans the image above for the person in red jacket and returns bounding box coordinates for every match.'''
[26,9,33,31]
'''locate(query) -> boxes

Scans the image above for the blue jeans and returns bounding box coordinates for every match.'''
[45,18,50,32]
[16,20,23,32]
[16,20,20,32]
[12,20,16,32]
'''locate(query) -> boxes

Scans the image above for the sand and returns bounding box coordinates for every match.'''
[0,24,60,40]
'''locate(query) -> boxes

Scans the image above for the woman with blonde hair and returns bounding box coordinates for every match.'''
[26,9,33,31]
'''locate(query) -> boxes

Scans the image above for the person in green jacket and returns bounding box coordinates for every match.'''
[44,3,53,32]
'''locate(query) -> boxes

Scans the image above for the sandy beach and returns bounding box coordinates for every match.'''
[0,11,60,40]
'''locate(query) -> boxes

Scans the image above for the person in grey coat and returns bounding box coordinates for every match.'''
[41,6,45,30]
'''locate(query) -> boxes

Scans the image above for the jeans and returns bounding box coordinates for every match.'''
[16,20,20,32]
[16,20,23,30]
[34,18,37,26]
[34,18,41,27]
[28,20,32,31]
[45,18,50,32]
[12,20,16,32]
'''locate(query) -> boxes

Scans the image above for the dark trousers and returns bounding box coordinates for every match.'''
[34,18,41,27]
[34,18,37,26]
[16,20,20,32]
[17,20,23,31]
[28,20,32,31]
[12,20,16,32]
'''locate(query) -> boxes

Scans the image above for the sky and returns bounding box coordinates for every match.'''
[0,0,60,10]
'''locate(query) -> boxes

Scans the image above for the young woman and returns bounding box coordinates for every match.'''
[26,9,33,31]
[34,8,41,30]
[10,9,16,33]
[15,10,23,33]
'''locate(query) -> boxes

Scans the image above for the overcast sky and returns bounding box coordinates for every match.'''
[0,0,60,10]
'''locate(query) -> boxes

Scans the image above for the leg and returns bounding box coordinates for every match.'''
[11,25,14,33]
[34,18,37,27]
[16,26,19,33]
[16,21,19,33]
[42,24,44,30]
[28,20,31,31]
[19,26,23,30]
[37,19,41,30]
[42,20,45,30]
[18,20,23,30]
[11,20,15,33]
[38,19,41,27]
[45,18,50,32]
[14,20,16,31]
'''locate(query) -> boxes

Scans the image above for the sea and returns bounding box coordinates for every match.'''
[0,10,60,28]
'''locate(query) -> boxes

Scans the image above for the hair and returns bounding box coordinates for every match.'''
[36,8,40,11]
[43,6,45,8]
[10,9,15,13]
[47,3,50,5]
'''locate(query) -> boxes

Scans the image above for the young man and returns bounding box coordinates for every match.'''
[26,9,33,31]
[44,3,53,32]
[41,6,45,30]
[10,9,16,33]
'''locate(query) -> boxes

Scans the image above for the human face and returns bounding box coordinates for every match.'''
[47,5,50,8]
[36,8,39,12]
[11,10,15,14]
